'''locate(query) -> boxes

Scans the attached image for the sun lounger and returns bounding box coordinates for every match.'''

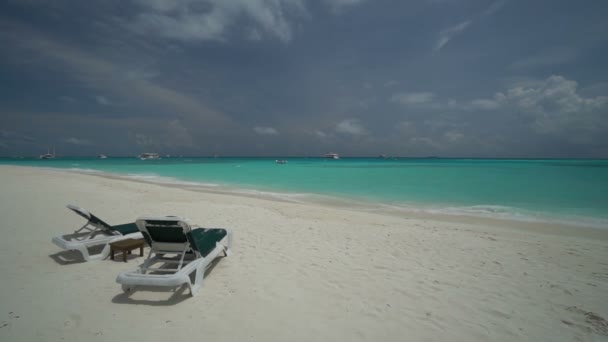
[116,216,232,297]
[51,204,142,261]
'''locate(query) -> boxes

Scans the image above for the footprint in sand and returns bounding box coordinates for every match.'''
[2,311,20,329]
[549,284,573,296]
[564,306,608,336]
[488,309,511,320]
[63,314,82,331]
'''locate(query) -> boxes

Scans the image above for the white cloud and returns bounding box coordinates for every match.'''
[64,137,92,145]
[314,130,327,137]
[433,1,505,52]
[434,20,470,51]
[386,75,607,153]
[335,118,367,135]
[391,92,435,105]
[95,95,110,105]
[131,0,308,43]
[485,75,608,134]
[254,126,279,135]
[469,98,500,110]
[481,0,507,16]
[430,75,608,139]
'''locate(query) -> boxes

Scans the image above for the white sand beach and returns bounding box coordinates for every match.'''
[0,165,607,342]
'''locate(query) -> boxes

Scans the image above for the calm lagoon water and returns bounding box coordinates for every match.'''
[3,157,607,228]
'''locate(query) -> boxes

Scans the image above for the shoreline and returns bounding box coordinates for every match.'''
[9,164,608,234]
[97,171,608,240]
[3,163,607,244]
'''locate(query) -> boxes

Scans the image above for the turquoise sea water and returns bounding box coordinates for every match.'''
[2,157,608,228]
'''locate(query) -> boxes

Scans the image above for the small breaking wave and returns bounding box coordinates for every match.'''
[59,167,608,229]
[124,173,220,188]
[380,202,608,229]
[222,187,323,203]
[67,168,103,173]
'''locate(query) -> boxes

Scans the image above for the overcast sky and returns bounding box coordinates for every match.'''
[1,0,607,157]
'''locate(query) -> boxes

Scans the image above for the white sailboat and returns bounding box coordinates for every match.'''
[39,146,56,159]
[139,153,160,160]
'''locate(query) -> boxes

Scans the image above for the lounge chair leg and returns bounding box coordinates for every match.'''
[224,229,233,257]
[191,265,205,297]
[76,245,92,262]
[189,281,201,297]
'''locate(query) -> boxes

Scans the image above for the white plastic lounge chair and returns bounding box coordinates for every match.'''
[51,204,142,261]
[116,216,232,297]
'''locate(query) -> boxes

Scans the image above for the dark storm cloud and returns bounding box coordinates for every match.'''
[1,0,607,157]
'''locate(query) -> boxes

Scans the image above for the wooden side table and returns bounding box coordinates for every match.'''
[110,238,145,262]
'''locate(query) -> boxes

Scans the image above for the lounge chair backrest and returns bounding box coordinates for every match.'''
[136,217,193,253]
[67,204,112,230]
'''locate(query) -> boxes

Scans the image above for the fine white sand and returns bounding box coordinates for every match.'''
[0,165,607,342]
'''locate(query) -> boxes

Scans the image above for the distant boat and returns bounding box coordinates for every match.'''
[139,153,160,160]
[324,152,340,159]
[39,146,56,159]
[275,160,288,164]
[379,154,389,159]
[98,154,108,159]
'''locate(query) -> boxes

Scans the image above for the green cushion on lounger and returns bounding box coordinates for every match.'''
[67,205,138,236]
[187,228,228,257]
[111,223,140,235]
[145,222,188,243]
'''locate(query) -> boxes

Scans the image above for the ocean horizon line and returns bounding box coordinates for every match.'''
[2,155,608,160]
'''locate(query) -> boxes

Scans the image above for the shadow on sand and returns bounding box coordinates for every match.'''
[49,243,147,265]
[110,256,223,306]
[48,245,105,265]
